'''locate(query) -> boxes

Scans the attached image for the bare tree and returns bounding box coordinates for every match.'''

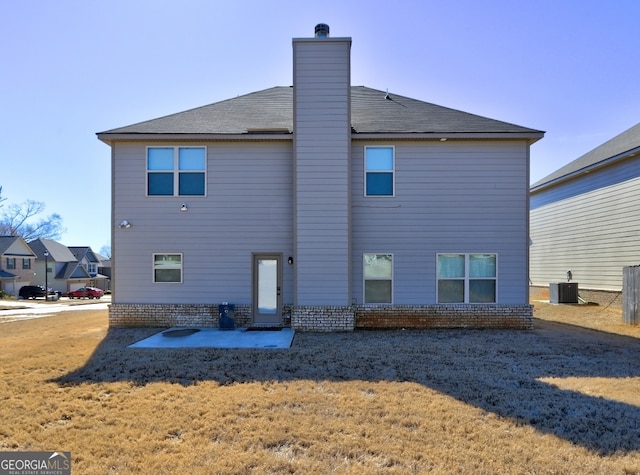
[99,244,111,258]
[0,199,65,241]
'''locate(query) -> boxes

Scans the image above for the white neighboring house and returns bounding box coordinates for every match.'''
[97,24,544,331]
[530,122,640,297]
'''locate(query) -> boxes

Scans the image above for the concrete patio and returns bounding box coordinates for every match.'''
[128,327,295,349]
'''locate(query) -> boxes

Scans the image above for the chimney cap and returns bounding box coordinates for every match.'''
[314,23,330,38]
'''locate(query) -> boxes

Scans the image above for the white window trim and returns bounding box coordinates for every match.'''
[364,145,395,197]
[436,253,498,304]
[146,146,207,197]
[363,252,394,304]
[152,253,183,284]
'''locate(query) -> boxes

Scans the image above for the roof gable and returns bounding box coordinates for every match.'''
[98,86,542,140]
[68,246,100,263]
[54,262,91,280]
[0,236,35,257]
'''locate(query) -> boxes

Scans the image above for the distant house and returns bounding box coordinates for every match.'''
[68,246,110,291]
[96,255,112,292]
[97,24,543,330]
[28,238,92,294]
[0,236,36,296]
[530,122,640,300]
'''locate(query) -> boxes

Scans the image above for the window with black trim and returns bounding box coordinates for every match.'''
[147,147,206,196]
[7,258,15,270]
[22,258,31,270]
[437,254,497,303]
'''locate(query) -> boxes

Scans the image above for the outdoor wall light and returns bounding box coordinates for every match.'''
[180,204,188,212]
[119,220,131,229]
[288,256,293,265]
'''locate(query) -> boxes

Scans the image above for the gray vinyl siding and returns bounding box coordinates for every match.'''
[531,154,640,210]
[293,37,351,306]
[112,141,294,304]
[351,140,531,305]
[530,172,640,291]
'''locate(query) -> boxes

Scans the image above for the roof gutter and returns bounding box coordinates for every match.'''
[97,131,544,146]
[352,131,544,144]
[96,132,293,145]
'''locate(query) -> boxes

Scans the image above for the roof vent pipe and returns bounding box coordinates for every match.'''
[315,23,330,38]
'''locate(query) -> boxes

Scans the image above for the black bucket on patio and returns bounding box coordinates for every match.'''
[218,303,235,330]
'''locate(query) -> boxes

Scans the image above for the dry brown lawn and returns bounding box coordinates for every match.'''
[1,299,640,474]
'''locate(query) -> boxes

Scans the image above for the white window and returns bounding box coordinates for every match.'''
[363,253,393,303]
[437,254,497,303]
[153,254,183,283]
[87,263,97,275]
[147,147,206,196]
[365,146,394,196]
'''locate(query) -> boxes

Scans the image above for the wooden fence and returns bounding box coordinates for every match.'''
[623,266,640,325]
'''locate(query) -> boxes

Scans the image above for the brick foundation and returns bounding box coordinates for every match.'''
[108,304,293,328]
[355,304,533,329]
[291,306,355,332]
[109,303,532,330]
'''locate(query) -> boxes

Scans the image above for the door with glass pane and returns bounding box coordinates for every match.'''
[252,254,282,325]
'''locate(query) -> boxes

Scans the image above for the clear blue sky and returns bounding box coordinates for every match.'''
[1,0,638,252]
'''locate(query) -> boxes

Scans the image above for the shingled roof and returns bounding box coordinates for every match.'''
[98,86,542,140]
[531,122,640,190]
[28,238,77,263]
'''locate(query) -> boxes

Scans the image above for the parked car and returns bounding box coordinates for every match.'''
[67,287,104,299]
[19,285,47,299]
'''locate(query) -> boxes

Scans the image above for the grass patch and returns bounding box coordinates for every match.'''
[1,305,640,473]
